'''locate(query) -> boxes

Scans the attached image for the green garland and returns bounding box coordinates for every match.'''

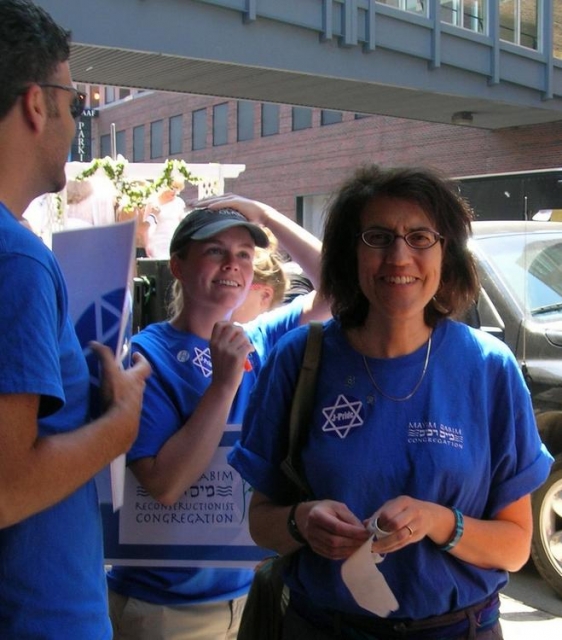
[152,159,197,192]
[74,156,199,213]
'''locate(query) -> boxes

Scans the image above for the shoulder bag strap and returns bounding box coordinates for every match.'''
[280,321,323,499]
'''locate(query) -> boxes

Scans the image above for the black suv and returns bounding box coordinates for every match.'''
[469,220,562,597]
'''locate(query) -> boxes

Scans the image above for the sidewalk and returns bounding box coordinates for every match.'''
[500,593,562,639]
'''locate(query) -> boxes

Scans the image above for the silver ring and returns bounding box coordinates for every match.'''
[406,525,414,537]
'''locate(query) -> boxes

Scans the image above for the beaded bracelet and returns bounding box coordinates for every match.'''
[438,507,464,552]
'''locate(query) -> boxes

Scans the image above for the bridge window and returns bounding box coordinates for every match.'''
[213,103,229,146]
[381,0,544,51]
[292,107,313,131]
[378,0,424,14]
[133,125,144,162]
[440,0,485,33]
[237,101,255,141]
[261,103,280,137]
[169,115,183,155]
[150,119,163,159]
[192,108,207,151]
[499,0,538,50]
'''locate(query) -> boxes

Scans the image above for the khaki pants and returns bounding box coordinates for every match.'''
[109,589,246,640]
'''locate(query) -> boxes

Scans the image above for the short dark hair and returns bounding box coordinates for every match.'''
[0,0,71,119]
[320,164,480,329]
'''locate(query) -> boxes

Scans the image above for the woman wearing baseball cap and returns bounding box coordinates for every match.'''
[108,194,331,640]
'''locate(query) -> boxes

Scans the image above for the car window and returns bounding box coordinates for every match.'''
[472,232,562,317]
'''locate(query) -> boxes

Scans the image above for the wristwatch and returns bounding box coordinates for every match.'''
[287,503,307,545]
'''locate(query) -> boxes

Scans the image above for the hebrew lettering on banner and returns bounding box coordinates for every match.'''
[102,423,265,568]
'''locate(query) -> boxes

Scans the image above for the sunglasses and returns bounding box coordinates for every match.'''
[18,83,86,119]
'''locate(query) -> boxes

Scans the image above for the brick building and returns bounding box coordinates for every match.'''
[92,89,562,235]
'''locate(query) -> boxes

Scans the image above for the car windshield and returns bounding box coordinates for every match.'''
[472,231,562,317]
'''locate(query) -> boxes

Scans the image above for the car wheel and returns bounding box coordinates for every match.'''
[531,456,562,598]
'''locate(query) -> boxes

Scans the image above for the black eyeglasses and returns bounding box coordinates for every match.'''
[18,83,86,119]
[37,83,86,119]
[358,228,444,250]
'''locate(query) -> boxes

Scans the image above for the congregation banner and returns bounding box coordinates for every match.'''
[52,222,267,568]
[102,423,266,568]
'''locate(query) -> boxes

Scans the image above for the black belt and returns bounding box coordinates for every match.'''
[290,593,500,639]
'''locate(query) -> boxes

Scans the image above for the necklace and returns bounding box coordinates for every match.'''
[362,333,432,402]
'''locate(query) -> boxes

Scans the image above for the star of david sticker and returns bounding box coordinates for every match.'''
[192,346,213,378]
[321,395,364,439]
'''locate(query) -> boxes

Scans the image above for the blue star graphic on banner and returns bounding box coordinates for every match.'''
[76,287,130,418]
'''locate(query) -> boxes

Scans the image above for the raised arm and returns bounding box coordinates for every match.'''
[194,194,331,322]
[130,321,254,505]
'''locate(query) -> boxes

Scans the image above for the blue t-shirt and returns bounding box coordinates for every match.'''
[229,318,553,620]
[0,204,111,639]
[107,296,304,604]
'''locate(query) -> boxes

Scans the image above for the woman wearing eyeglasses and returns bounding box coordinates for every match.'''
[229,164,553,639]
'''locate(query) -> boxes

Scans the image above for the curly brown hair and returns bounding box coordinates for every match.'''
[320,164,480,329]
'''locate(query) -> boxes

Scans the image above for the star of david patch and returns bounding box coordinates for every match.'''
[192,346,213,378]
[321,394,364,439]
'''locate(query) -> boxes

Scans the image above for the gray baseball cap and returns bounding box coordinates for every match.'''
[170,207,269,255]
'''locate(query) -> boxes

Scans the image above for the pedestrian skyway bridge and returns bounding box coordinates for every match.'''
[37,0,562,130]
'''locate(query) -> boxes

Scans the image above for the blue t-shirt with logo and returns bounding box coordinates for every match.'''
[229,318,552,619]
[107,296,304,604]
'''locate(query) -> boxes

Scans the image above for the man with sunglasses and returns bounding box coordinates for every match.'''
[0,2,151,638]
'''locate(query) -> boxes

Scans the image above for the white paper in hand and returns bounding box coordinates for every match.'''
[110,454,126,511]
[341,538,399,616]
